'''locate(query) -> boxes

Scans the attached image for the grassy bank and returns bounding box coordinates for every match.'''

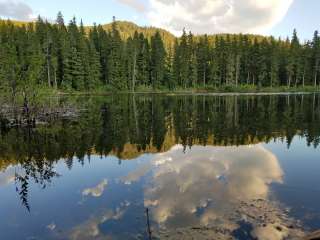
[57,85,320,96]
[1,85,320,102]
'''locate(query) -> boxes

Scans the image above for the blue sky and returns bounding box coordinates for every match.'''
[272,0,319,41]
[0,0,318,40]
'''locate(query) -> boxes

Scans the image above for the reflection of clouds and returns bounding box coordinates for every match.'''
[46,223,56,231]
[122,165,151,185]
[123,144,283,229]
[69,206,127,240]
[82,179,108,198]
[0,169,15,186]
[252,224,289,240]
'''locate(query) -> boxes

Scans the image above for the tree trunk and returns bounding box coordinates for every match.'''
[132,49,137,92]
[47,44,51,88]
[203,70,206,88]
[288,74,292,88]
[314,60,319,87]
[54,69,58,89]
[235,55,240,87]
[132,95,139,137]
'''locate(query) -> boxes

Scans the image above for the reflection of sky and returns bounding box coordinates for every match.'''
[82,179,108,198]
[265,136,320,229]
[0,166,16,187]
[0,155,151,240]
[0,139,319,239]
[123,144,283,229]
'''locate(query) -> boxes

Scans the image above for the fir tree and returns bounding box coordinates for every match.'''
[150,31,166,89]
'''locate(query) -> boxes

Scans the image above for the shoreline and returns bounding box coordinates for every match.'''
[57,90,320,96]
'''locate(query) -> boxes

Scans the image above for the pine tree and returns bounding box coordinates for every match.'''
[150,31,166,89]
[137,33,150,87]
[179,29,189,88]
[107,17,125,89]
[270,38,280,87]
[87,40,101,89]
[197,35,210,87]
[187,32,197,87]
[172,39,180,88]
[287,29,300,87]
[1,13,320,93]
[312,31,320,87]
[63,18,85,90]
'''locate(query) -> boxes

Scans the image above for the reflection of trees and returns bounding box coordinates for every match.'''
[0,94,320,210]
[9,128,61,211]
[1,94,320,166]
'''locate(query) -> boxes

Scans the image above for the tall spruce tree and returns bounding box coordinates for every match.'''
[1,13,320,93]
[107,17,125,89]
[150,31,166,89]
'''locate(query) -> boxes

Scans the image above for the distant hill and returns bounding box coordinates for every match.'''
[0,19,32,27]
[1,19,176,48]
[89,21,176,48]
[2,18,275,48]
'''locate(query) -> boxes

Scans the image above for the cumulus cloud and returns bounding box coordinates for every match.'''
[0,0,33,21]
[148,0,294,36]
[82,179,108,198]
[116,0,146,13]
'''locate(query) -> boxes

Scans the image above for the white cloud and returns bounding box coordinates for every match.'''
[115,0,146,13]
[0,0,33,20]
[148,0,294,36]
[82,179,108,198]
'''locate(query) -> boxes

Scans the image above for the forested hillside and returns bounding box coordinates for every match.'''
[1,12,320,95]
[94,20,175,48]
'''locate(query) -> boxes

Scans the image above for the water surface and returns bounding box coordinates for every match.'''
[0,94,320,239]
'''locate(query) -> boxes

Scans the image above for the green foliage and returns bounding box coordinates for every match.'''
[1,16,320,94]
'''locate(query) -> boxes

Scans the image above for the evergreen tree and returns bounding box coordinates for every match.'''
[150,31,166,89]
[107,17,125,89]
[1,14,320,93]
[197,35,210,87]
[312,31,320,87]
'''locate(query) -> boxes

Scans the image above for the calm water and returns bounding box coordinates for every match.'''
[0,94,320,240]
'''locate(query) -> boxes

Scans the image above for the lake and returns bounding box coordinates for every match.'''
[0,93,320,240]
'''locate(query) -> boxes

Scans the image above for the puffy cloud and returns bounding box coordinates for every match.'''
[0,0,33,21]
[82,179,108,198]
[115,0,146,13]
[148,0,293,36]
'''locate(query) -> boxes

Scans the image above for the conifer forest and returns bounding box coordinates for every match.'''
[1,13,320,94]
